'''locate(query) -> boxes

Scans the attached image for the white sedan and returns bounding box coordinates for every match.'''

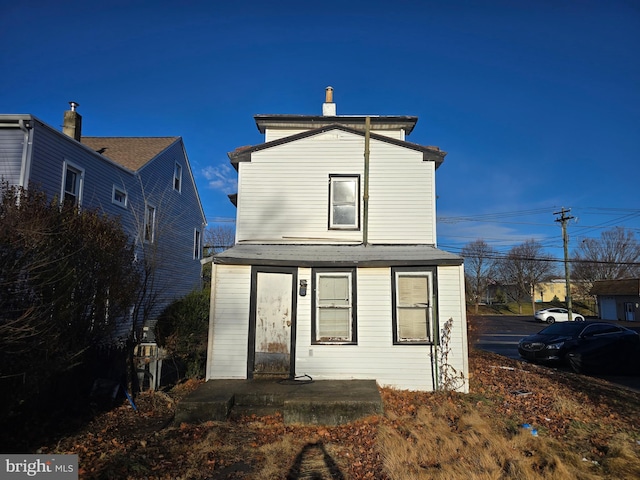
[534,308,585,324]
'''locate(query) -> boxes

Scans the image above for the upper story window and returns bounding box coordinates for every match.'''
[144,204,156,243]
[112,186,127,208]
[61,161,84,207]
[174,163,182,192]
[328,175,359,230]
[193,228,202,260]
[312,269,357,344]
[392,268,434,344]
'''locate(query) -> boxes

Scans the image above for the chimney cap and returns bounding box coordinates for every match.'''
[325,86,334,103]
[69,101,80,112]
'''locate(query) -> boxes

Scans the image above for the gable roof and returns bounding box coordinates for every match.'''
[81,137,180,171]
[228,124,446,169]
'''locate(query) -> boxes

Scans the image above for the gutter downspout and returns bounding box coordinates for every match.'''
[18,119,33,188]
[363,116,370,246]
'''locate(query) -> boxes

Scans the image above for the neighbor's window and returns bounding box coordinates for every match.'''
[193,228,202,259]
[313,269,357,344]
[144,204,156,243]
[393,269,434,344]
[174,163,182,192]
[329,175,359,229]
[61,161,84,207]
[112,186,127,208]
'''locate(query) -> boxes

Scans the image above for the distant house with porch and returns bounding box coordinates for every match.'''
[591,279,640,322]
[206,88,469,392]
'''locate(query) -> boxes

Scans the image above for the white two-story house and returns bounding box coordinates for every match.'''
[206,88,468,392]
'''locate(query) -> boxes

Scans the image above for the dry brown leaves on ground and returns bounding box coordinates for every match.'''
[40,351,640,479]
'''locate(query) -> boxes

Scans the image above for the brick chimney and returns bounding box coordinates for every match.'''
[63,101,82,141]
[322,86,336,116]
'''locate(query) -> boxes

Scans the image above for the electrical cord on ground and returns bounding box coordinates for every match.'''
[277,374,314,385]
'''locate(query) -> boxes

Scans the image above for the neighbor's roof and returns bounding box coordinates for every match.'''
[213,244,463,267]
[82,137,180,171]
[590,278,640,296]
[228,124,446,169]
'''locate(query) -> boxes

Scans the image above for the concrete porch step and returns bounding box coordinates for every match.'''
[174,379,384,426]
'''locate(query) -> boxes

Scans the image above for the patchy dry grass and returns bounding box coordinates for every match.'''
[26,350,640,479]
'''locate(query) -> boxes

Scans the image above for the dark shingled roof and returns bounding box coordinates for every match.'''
[590,279,640,296]
[81,137,180,171]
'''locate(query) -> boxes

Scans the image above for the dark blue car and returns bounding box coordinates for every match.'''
[518,321,640,373]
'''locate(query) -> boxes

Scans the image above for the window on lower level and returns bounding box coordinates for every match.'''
[392,269,434,344]
[312,269,357,344]
[328,175,359,229]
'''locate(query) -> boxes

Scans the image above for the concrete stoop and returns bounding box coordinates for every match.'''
[174,379,384,426]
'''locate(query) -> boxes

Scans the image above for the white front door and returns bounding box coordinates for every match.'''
[625,302,635,321]
[251,269,296,376]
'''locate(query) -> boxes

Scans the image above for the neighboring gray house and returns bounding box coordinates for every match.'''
[591,279,640,322]
[0,104,207,355]
[206,88,469,392]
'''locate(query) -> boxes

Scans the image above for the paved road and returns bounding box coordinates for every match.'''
[471,315,640,392]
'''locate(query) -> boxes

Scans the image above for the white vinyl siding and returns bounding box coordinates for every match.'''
[366,142,435,244]
[264,127,406,142]
[207,264,468,392]
[435,264,470,391]
[235,130,435,244]
[206,265,251,379]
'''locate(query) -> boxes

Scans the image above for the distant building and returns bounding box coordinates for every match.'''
[591,279,640,321]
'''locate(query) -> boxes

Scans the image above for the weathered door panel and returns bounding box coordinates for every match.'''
[253,272,293,376]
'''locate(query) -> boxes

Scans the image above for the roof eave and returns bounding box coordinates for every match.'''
[254,114,418,135]
[228,123,446,167]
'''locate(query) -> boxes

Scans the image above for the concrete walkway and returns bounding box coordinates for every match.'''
[175,378,384,426]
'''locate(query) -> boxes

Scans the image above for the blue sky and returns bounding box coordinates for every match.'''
[2,0,639,263]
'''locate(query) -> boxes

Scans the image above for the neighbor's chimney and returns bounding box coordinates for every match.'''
[322,86,336,116]
[63,101,82,141]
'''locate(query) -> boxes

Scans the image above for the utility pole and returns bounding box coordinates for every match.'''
[554,208,575,320]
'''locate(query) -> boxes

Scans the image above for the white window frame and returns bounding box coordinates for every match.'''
[173,162,182,192]
[393,269,434,344]
[112,185,128,208]
[328,175,359,230]
[193,228,202,260]
[144,203,156,243]
[61,160,84,207]
[313,269,357,344]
